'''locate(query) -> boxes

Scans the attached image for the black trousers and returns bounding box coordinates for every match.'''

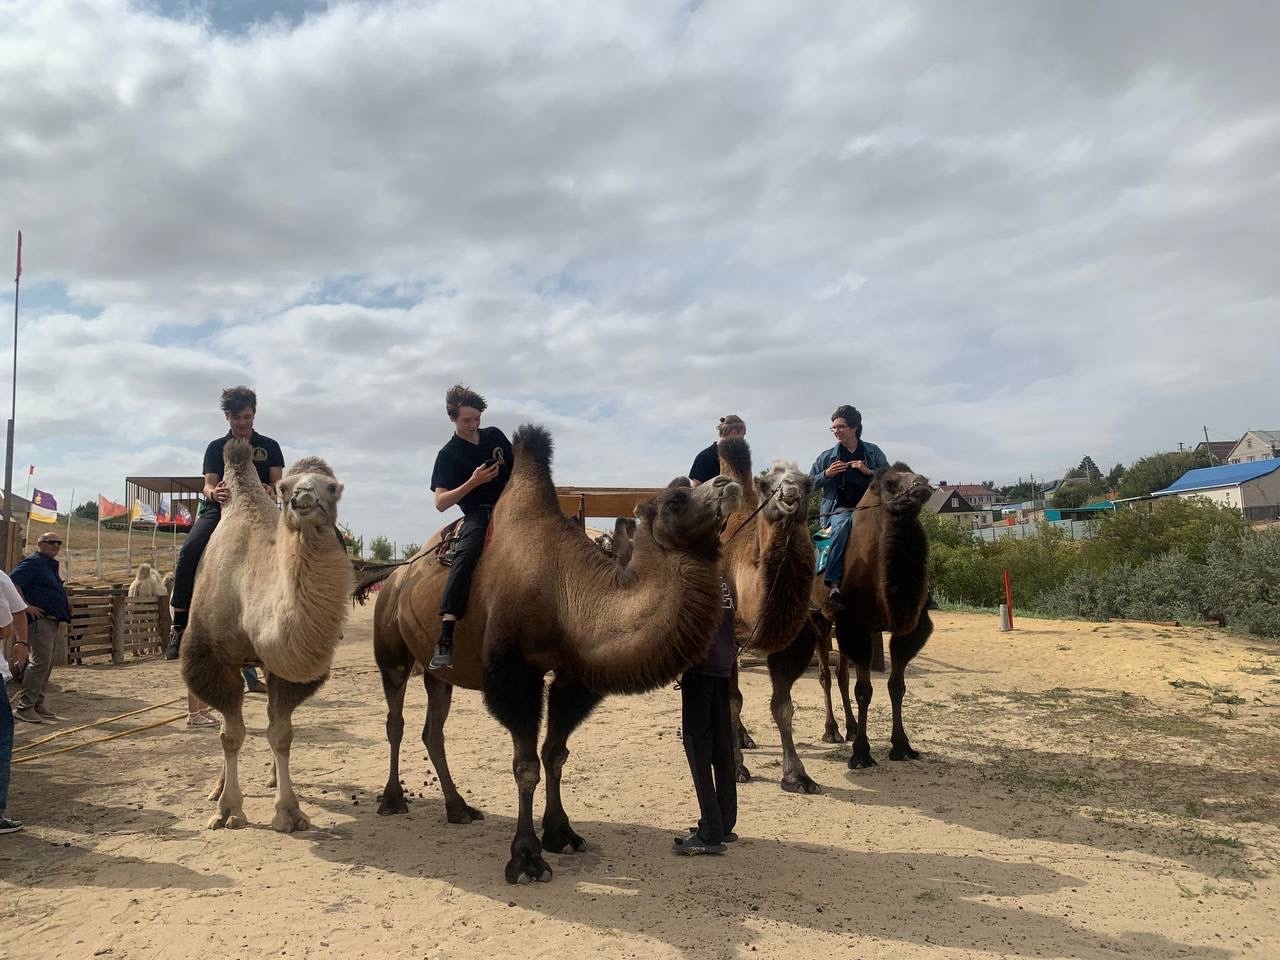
[439,509,490,618]
[680,672,737,843]
[170,509,220,611]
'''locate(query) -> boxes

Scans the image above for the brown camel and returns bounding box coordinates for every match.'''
[368,425,742,884]
[713,438,822,793]
[811,462,933,769]
[182,442,352,832]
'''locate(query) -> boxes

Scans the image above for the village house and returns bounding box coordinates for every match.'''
[1153,459,1280,522]
[927,488,997,528]
[1226,429,1280,464]
[935,482,1001,509]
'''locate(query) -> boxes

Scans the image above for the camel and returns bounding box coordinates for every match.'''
[181,441,352,832]
[811,462,933,769]
[127,563,167,599]
[712,439,821,793]
[368,424,742,884]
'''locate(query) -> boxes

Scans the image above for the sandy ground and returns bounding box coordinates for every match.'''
[2,607,1278,960]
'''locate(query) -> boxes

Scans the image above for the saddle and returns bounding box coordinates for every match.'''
[432,516,495,567]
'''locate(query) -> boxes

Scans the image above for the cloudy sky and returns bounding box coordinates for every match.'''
[1,0,1277,542]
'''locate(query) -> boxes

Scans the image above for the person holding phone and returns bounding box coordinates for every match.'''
[427,384,513,669]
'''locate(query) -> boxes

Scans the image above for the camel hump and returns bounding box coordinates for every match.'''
[224,437,252,468]
[717,436,752,483]
[288,455,335,478]
[513,424,553,467]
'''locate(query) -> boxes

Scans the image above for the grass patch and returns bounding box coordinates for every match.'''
[997,764,1093,797]
[958,687,1221,740]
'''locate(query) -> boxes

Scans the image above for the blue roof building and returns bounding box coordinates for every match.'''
[1153,459,1280,522]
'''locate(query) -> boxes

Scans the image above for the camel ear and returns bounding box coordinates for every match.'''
[635,498,658,525]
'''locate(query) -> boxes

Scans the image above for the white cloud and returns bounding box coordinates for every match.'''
[1,0,1278,540]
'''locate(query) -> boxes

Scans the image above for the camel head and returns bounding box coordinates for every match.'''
[637,476,743,558]
[279,457,343,533]
[755,460,812,523]
[873,462,933,517]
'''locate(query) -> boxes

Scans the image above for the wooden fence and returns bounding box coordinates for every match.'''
[66,586,169,665]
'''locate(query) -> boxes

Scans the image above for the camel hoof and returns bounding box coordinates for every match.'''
[505,848,553,885]
[445,803,484,824]
[849,751,877,770]
[223,811,249,830]
[272,808,311,833]
[738,729,757,751]
[781,775,823,795]
[889,745,921,761]
[821,728,842,744]
[378,795,410,816]
[735,764,752,784]
[542,823,586,854]
[207,813,226,830]
[845,730,857,742]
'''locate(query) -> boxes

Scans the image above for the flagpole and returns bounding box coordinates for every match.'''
[126,502,134,576]
[96,493,102,580]
[150,498,159,564]
[64,486,74,576]
[1,229,21,563]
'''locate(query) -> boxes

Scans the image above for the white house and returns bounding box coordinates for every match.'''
[1227,430,1280,464]
[1152,459,1280,522]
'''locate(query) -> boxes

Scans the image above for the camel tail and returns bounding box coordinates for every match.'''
[353,564,398,605]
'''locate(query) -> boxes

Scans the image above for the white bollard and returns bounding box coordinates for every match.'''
[999,603,1012,631]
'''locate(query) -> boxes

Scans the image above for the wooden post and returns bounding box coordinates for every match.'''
[1003,569,1015,629]
[110,591,125,665]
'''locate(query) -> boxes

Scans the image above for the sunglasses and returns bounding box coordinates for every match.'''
[42,540,63,546]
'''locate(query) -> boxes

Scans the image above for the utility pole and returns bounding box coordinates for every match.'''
[1203,425,1213,462]
[2,230,21,563]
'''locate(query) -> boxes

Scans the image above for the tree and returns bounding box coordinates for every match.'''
[73,500,99,521]
[401,542,421,560]
[1116,450,1212,500]
[1078,456,1102,482]
[1052,486,1091,509]
[337,523,360,557]
[981,480,996,490]
[1106,462,1126,488]
[369,535,394,562]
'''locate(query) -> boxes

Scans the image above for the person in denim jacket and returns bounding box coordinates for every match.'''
[809,405,888,610]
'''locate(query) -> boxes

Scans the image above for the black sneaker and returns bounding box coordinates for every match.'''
[163,626,182,661]
[672,832,726,856]
[678,827,737,843]
[827,586,845,612]
[427,641,453,670]
[0,817,24,835]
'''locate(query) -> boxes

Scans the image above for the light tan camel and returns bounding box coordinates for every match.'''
[127,563,167,599]
[181,441,352,832]
[714,439,821,792]
[368,424,742,884]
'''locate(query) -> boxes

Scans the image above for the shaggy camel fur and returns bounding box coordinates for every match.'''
[127,563,167,599]
[714,439,821,793]
[371,424,741,884]
[811,462,933,769]
[182,441,352,832]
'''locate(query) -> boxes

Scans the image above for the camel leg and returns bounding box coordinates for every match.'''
[732,661,756,750]
[836,651,856,741]
[769,622,822,794]
[375,638,413,816]
[206,706,249,829]
[815,619,842,743]
[729,661,752,784]
[181,633,248,827]
[266,674,326,833]
[887,610,933,761]
[540,675,602,854]
[834,615,878,769]
[483,642,552,885]
[424,673,483,824]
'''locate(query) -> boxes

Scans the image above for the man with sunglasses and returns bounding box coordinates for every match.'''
[9,531,72,724]
[809,405,889,611]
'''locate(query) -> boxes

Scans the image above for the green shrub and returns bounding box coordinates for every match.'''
[1082,498,1246,568]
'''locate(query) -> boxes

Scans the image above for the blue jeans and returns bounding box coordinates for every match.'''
[0,690,13,813]
[242,666,260,687]
[823,509,854,587]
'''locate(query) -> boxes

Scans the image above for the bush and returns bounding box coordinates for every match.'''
[1204,528,1280,637]
[1082,498,1246,568]
[928,523,1079,609]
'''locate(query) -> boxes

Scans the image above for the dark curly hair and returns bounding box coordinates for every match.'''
[220,386,257,416]
[831,404,862,439]
[445,383,487,420]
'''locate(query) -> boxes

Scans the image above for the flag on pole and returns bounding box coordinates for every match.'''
[158,496,171,524]
[176,504,193,527]
[98,495,127,520]
[27,465,33,476]
[132,500,157,524]
[30,489,57,522]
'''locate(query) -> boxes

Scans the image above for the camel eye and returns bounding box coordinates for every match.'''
[327,483,337,495]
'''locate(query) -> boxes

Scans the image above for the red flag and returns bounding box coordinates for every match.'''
[98,494,127,520]
[27,465,34,476]
[14,230,21,282]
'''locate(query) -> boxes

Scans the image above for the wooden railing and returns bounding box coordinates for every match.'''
[66,586,168,665]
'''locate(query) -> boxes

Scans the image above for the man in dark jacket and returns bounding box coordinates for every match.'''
[10,531,72,724]
[688,415,746,487]
[672,576,738,855]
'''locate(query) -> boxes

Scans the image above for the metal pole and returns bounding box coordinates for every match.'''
[1,236,18,561]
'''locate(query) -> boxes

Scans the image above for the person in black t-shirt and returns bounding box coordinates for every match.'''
[426,384,513,669]
[688,415,746,487]
[165,387,285,719]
